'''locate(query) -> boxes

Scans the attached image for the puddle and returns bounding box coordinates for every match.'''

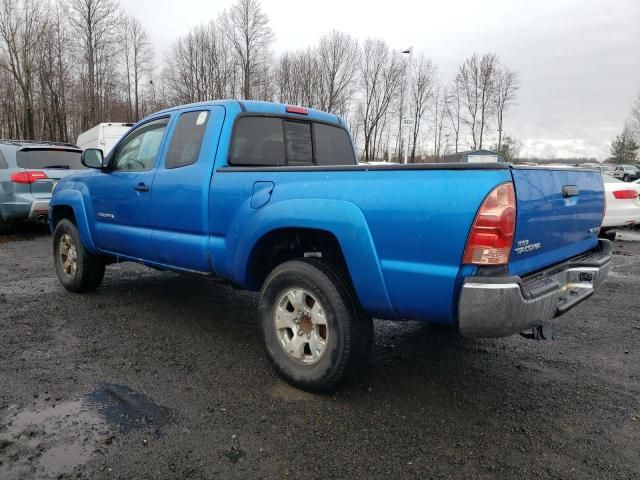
[0,400,108,479]
[87,384,173,434]
[0,384,172,479]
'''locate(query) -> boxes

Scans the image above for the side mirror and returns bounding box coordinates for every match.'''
[81,148,105,169]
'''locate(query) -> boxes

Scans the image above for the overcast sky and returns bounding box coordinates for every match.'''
[121,0,640,160]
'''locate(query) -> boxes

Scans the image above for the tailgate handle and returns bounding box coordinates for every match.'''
[562,185,578,198]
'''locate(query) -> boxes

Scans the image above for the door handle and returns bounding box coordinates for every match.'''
[562,185,578,198]
[134,183,150,192]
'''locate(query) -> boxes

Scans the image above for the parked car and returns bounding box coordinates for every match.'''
[49,101,612,391]
[611,164,640,182]
[0,140,85,230]
[76,123,134,155]
[601,175,640,230]
[600,164,616,175]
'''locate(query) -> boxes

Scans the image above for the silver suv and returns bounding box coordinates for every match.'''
[611,164,640,182]
[0,140,85,230]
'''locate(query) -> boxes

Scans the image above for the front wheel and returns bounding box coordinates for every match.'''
[53,219,105,293]
[623,174,630,182]
[259,259,373,392]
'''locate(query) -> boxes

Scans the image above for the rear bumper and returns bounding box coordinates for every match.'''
[29,199,50,218]
[0,198,50,221]
[458,239,613,337]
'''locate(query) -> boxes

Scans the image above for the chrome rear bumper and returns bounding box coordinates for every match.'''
[458,240,613,338]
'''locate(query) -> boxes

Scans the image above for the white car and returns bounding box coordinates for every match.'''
[602,175,640,229]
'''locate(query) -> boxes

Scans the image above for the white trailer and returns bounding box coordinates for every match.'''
[76,123,134,155]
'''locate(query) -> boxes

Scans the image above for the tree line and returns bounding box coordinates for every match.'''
[0,0,520,162]
[609,93,640,164]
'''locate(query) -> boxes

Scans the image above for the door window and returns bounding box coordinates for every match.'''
[112,118,169,171]
[165,111,210,169]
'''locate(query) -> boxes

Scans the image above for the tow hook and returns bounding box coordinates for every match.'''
[520,324,553,340]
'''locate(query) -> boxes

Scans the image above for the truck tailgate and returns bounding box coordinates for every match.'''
[509,167,604,276]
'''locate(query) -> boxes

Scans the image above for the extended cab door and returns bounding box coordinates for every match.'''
[149,106,225,271]
[91,117,170,259]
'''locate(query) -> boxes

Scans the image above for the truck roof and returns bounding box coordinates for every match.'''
[153,100,345,127]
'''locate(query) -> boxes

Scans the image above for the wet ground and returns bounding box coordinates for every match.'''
[0,226,639,479]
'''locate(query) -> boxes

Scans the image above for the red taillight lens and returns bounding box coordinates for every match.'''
[10,171,48,184]
[612,189,638,200]
[286,105,308,115]
[463,183,516,265]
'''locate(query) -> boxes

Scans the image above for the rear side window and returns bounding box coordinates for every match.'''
[16,149,84,170]
[230,117,355,167]
[165,111,210,169]
[0,150,7,169]
[314,124,356,165]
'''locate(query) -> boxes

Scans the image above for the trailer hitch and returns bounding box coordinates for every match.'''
[520,324,553,340]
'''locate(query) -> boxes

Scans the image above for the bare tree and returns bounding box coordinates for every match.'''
[432,85,449,161]
[67,0,121,129]
[275,48,321,107]
[358,39,403,161]
[0,0,47,139]
[0,54,19,138]
[457,53,499,150]
[409,53,436,161]
[493,66,518,150]
[444,77,462,153]
[37,0,71,141]
[630,92,640,140]
[122,16,153,121]
[316,30,358,115]
[164,21,235,105]
[220,0,273,100]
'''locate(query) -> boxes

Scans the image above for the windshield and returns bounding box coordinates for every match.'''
[17,148,84,170]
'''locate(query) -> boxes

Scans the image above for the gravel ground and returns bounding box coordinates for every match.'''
[0,227,639,479]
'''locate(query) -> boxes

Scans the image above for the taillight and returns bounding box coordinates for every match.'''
[463,183,516,266]
[612,189,638,200]
[286,105,308,115]
[10,171,48,184]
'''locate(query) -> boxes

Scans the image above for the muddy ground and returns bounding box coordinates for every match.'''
[0,226,639,479]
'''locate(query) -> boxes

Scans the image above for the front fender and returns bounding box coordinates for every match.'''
[221,198,398,320]
[49,188,99,254]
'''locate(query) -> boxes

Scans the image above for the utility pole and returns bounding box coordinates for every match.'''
[401,47,413,164]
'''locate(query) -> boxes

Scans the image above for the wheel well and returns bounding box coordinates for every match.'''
[51,206,76,227]
[246,228,351,291]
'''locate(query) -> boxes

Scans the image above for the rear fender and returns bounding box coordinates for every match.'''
[219,198,398,319]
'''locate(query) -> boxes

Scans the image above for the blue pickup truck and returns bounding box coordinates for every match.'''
[50,100,612,391]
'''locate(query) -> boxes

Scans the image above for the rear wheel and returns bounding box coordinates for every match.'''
[259,259,373,392]
[53,219,105,292]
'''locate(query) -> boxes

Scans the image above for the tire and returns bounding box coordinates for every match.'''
[623,174,629,182]
[259,259,373,392]
[53,219,105,293]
